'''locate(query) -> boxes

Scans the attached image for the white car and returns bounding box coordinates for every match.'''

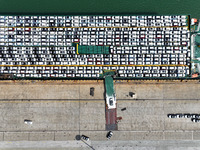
[106,95,116,109]
[106,131,113,139]
[81,135,89,141]
[24,119,32,125]
[191,118,200,123]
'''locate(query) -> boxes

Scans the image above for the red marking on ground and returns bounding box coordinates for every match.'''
[105,106,118,130]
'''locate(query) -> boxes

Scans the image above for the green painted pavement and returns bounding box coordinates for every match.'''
[105,75,115,97]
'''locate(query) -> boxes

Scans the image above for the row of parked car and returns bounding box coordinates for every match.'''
[167,113,200,122]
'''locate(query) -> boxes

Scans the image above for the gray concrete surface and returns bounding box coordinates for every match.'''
[1,140,200,150]
[0,80,199,149]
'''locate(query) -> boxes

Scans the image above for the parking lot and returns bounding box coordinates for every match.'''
[0,15,191,79]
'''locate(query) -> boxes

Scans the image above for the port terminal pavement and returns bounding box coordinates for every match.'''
[0,80,199,149]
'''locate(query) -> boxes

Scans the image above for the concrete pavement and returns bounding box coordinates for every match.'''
[0,80,199,149]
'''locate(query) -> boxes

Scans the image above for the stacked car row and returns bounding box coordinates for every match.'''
[168,114,200,122]
[0,26,189,32]
[14,73,100,78]
[76,28,190,46]
[118,66,189,77]
[112,46,190,54]
[0,27,190,46]
[0,45,189,57]
[111,47,190,66]
[0,15,189,47]
[0,53,190,66]
[0,66,190,78]
[0,46,190,56]
[0,15,187,27]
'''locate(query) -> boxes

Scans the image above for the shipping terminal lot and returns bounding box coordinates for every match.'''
[0,15,193,79]
[0,80,200,150]
[0,13,200,150]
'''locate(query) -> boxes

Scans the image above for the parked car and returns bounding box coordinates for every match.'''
[175,113,184,118]
[81,135,90,141]
[167,114,176,118]
[109,98,113,106]
[106,131,113,139]
[90,87,94,96]
[195,114,200,118]
[191,114,199,118]
[184,114,192,118]
[191,118,200,123]
[24,119,33,125]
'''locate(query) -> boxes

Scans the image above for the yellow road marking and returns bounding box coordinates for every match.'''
[103,70,116,72]
[76,43,79,54]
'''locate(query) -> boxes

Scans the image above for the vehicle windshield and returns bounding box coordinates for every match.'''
[109,98,113,105]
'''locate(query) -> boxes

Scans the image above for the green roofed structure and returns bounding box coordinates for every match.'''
[76,44,110,54]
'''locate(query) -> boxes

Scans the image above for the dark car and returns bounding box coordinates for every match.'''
[81,135,90,141]
[106,131,113,139]
[167,114,176,118]
[195,114,200,118]
[184,114,192,118]
[90,87,94,96]
[109,98,113,106]
[175,113,184,118]
[191,114,199,118]
[191,118,200,123]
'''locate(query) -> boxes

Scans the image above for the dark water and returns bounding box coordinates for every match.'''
[0,0,199,18]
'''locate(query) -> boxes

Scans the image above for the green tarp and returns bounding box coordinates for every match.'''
[77,45,110,54]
